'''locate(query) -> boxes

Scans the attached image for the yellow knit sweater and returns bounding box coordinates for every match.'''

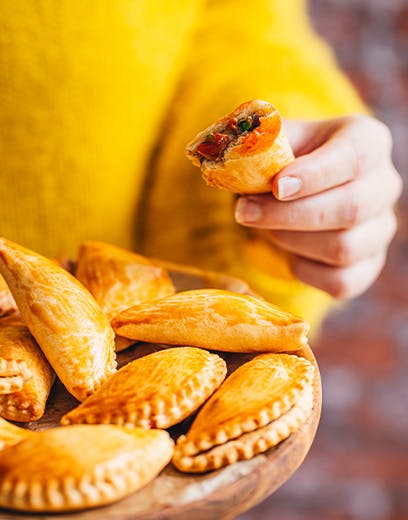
[0,0,365,328]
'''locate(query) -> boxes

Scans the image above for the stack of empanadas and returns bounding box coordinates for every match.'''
[0,235,316,513]
[173,353,314,472]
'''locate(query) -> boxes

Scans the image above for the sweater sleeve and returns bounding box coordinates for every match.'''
[140,0,367,331]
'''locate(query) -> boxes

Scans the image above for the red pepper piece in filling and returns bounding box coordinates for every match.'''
[196,133,232,161]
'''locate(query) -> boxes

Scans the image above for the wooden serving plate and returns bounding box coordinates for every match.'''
[2,264,321,520]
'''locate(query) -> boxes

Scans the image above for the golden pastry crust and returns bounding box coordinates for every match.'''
[173,383,314,473]
[0,323,55,421]
[0,274,17,317]
[111,289,309,353]
[0,417,34,451]
[75,241,176,322]
[0,424,174,512]
[173,353,315,459]
[0,358,32,394]
[186,100,294,194]
[61,347,227,429]
[0,237,117,402]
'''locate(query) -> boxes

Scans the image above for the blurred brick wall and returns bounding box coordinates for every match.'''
[239,1,408,519]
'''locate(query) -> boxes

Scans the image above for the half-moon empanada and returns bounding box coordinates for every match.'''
[0,237,116,402]
[0,322,55,421]
[173,353,315,472]
[111,289,309,352]
[0,424,174,512]
[61,347,226,429]
[186,100,294,194]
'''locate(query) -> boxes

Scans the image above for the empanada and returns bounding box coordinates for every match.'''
[0,417,34,451]
[0,322,55,421]
[75,241,176,321]
[186,100,294,194]
[173,353,315,472]
[112,289,309,352]
[0,424,174,512]
[61,347,227,429]
[174,384,314,473]
[0,237,116,402]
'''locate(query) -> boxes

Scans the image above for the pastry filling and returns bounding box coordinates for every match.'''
[196,114,261,162]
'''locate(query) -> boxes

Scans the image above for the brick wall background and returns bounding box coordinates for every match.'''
[240,1,408,519]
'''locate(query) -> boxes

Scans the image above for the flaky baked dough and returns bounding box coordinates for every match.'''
[0,322,55,421]
[0,237,116,402]
[173,383,314,473]
[186,100,294,194]
[0,274,17,317]
[0,417,35,451]
[174,353,314,457]
[75,241,176,352]
[75,241,176,322]
[0,424,174,512]
[112,289,309,352]
[61,347,227,429]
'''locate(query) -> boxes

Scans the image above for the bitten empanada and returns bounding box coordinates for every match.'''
[172,353,315,472]
[186,100,294,194]
[0,417,34,451]
[75,241,176,321]
[61,347,227,429]
[0,322,55,421]
[0,424,174,512]
[112,289,309,352]
[0,237,116,402]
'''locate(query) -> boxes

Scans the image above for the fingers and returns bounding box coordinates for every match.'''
[275,116,393,201]
[235,163,401,231]
[289,252,387,299]
[266,211,397,267]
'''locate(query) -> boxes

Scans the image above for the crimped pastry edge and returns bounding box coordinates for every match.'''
[0,431,174,512]
[173,382,314,473]
[175,354,315,457]
[61,350,227,429]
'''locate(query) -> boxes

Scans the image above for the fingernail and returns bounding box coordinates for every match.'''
[235,199,262,223]
[277,177,302,199]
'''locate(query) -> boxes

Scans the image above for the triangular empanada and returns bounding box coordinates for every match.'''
[61,347,226,429]
[0,424,174,512]
[0,321,55,421]
[112,289,309,352]
[0,237,116,402]
[172,353,315,472]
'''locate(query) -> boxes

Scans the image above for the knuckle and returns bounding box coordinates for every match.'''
[391,167,404,202]
[329,233,354,266]
[352,115,393,153]
[328,270,354,299]
[342,196,361,228]
[368,117,393,152]
[385,212,398,243]
[374,119,393,149]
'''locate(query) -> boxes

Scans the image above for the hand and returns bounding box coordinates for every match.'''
[235,115,403,298]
